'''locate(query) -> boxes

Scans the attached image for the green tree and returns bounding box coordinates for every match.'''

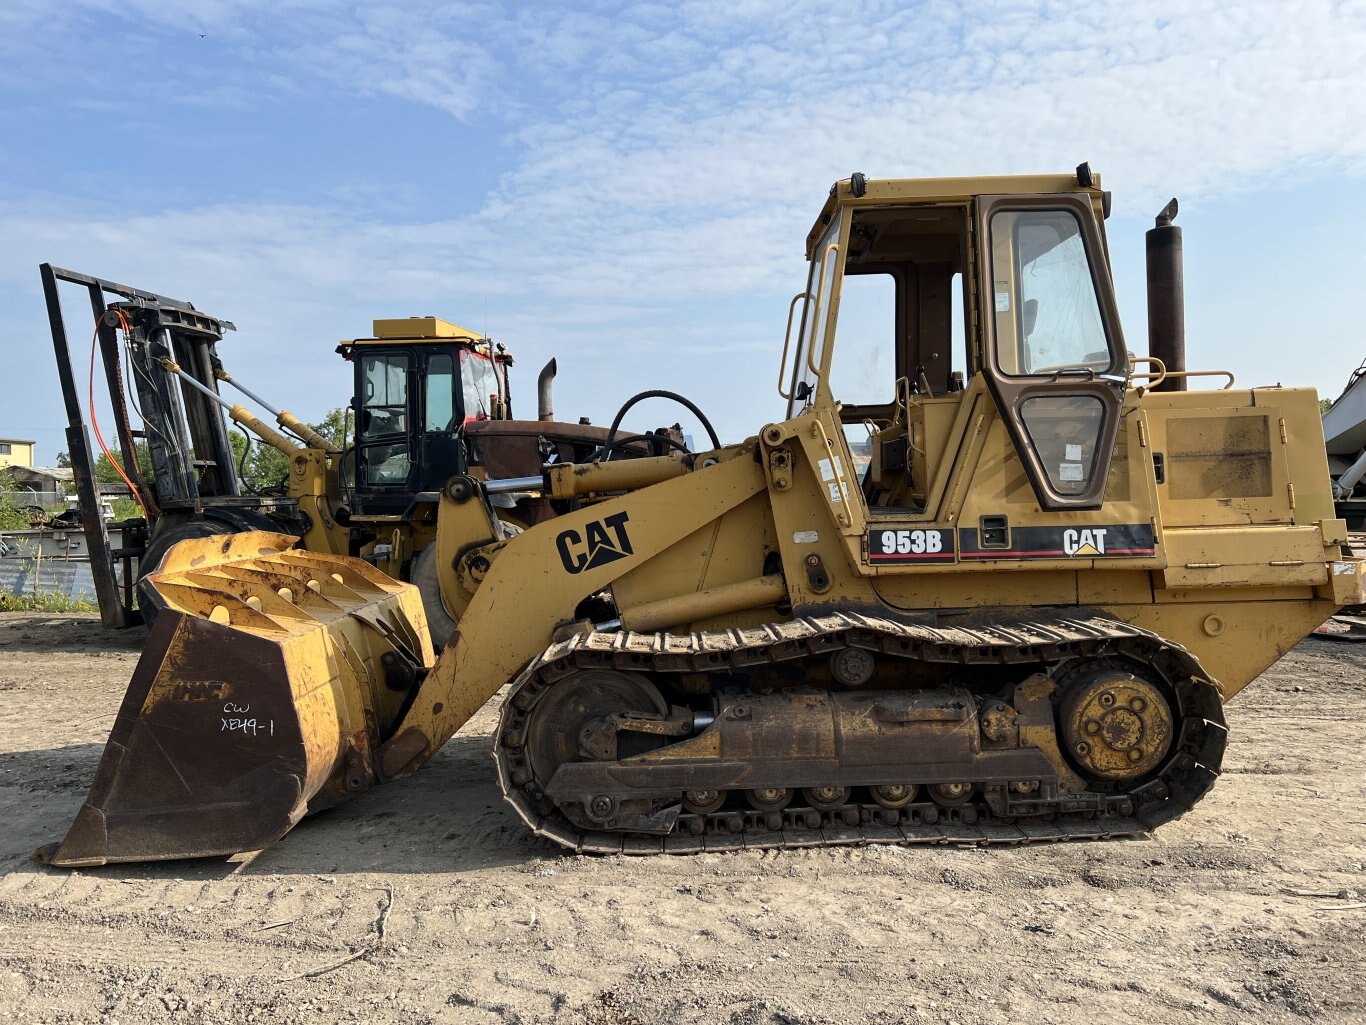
[110,497,143,520]
[94,441,154,485]
[0,470,30,530]
[311,407,350,448]
[1321,397,1334,414]
[49,447,144,482]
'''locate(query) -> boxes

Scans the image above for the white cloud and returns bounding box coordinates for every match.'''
[2,0,1365,454]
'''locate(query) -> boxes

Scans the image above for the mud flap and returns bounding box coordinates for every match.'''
[37,531,433,867]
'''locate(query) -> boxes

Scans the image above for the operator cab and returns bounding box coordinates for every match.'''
[339,317,511,516]
[783,169,1126,513]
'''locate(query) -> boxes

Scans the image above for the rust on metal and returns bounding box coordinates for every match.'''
[1058,672,1174,781]
[37,611,308,866]
[378,727,432,781]
[493,610,1226,854]
[39,530,433,867]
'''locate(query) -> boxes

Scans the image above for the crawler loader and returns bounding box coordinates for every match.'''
[40,168,1366,866]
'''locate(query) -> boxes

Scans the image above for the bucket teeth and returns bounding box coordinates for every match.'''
[38,531,433,867]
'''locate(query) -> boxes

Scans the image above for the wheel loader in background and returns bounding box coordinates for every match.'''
[41,266,668,640]
[40,167,1365,867]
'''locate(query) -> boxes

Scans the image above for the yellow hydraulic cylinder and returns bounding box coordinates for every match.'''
[617,574,789,633]
[228,406,301,456]
[213,366,339,452]
[277,411,336,453]
[162,358,304,458]
[545,454,692,499]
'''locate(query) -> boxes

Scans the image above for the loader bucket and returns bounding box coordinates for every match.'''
[36,531,434,867]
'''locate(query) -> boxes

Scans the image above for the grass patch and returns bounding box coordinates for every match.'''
[0,592,100,613]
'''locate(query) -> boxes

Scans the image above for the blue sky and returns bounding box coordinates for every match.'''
[1,0,1363,463]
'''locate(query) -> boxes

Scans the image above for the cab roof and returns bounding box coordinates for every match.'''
[347,316,485,345]
[337,317,509,361]
[806,170,1106,257]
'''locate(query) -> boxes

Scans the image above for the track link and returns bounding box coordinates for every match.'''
[494,609,1227,854]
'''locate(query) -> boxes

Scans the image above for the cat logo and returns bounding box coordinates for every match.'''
[1063,528,1107,557]
[556,512,634,574]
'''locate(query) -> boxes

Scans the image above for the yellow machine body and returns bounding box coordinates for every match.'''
[371,316,480,340]
[41,172,1366,866]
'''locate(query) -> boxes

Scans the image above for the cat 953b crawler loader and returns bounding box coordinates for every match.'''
[40,167,1366,866]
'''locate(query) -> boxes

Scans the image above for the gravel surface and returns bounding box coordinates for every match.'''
[0,613,1363,1024]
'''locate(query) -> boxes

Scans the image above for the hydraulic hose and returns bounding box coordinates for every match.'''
[601,389,721,461]
[588,433,691,462]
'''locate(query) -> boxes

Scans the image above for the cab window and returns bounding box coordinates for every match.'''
[425,354,455,432]
[461,351,499,422]
[1019,394,1106,496]
[990,209,1111,376]
[359,352,410,486]
[361,353,409,437]
[827,272,897,407]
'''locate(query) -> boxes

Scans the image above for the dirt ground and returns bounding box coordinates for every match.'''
[0,613,1363,1025]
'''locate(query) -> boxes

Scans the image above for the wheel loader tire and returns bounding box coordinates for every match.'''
[411,520,520,651]
[411,542,457,650]
[136,520,244,629]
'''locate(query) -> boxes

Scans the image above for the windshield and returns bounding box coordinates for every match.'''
[989,208,1112,377]
[357,352,411,486]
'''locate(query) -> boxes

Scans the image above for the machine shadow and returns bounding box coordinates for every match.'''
[0,616,147,654]
[3,734,561,883]
[0,741,108,793]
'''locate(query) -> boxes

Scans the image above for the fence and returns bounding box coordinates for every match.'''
[0,530,126,603]
[1,489,69,508]
[0,557,102,602]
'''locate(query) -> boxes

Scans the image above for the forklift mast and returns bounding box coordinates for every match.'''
[40,264,246,626]
[111,301,240,506]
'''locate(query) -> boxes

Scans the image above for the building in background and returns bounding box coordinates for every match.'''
[6,466,75,506]
[0,439,35,469]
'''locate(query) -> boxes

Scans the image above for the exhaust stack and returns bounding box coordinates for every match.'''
[1146,199,1186,391]
[537,358,557,421]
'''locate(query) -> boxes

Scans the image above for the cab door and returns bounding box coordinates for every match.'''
[975,194,1127,511]
[413,350,462,493]
[356,348,415,509]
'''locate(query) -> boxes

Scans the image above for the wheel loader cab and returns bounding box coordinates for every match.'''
[342,317,510,515]
[783,174,1126,515]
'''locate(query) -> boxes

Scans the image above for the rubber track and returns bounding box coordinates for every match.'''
[494,609,1228,855]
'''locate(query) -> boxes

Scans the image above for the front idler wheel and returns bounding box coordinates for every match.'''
[524,670,668,795]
